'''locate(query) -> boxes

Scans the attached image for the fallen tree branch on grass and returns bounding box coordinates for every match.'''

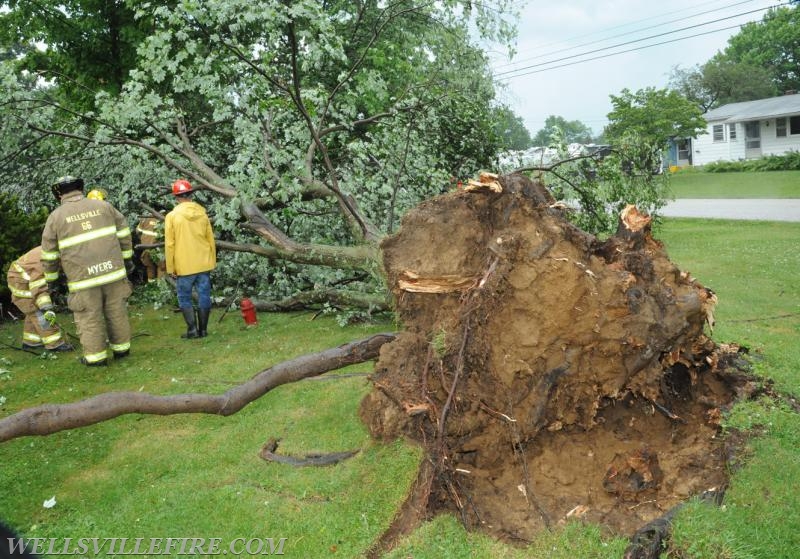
[0,333,396,442]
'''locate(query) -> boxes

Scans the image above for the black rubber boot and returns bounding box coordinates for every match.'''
[181,307,199,339]
[79,357,108,367]
[198,308,210,338]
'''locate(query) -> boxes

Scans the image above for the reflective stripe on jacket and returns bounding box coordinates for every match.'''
[41,191,133,291]
[6,246,53,309]
[164,200,216,276]
[136,217,162,244]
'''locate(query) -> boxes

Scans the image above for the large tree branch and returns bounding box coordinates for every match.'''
[175,116,231,187]
[241,202,382,269]
[285,20,381,244]
[253,289,391,312]
[135,200,381,271]
[138,237,379,271]
[0,333,396,442]
[201,19,381,243]
[27,124,237,197]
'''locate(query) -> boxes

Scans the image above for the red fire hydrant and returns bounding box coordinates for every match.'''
[240,297,258,326]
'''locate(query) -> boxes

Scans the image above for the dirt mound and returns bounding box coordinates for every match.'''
[360,174,755,545]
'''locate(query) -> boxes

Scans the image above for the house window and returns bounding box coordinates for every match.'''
[776,117,787,137]
[791,116,800,135]
[712,124,724,142]
[728,123,737,140]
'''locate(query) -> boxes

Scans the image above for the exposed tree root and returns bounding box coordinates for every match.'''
[258,438,359,467]
[366,458,436,559]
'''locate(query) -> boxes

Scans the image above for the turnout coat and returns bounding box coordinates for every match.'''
[41,191,133,290]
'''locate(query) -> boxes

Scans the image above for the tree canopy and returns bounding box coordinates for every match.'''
[668,5,800,110]
[668,60,777,112]
[0,0,158,108]
[492,105,532,150]
[722,5,800,95]
[0,0,521,311]
[532,115,594,146]
[604,87,705,146]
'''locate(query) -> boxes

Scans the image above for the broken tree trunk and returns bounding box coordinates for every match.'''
[359,172,746,545]
[0,333,394,442]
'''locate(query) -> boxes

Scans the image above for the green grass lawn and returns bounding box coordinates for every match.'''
[668,169,800,198]
[1,217,799,558]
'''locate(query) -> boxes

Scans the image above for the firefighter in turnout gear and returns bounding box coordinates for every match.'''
[6,246,74,352]
[136,216,166,282]
[41,176,135,366]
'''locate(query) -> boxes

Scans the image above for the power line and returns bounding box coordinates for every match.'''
[493,0,760,70]
[505,0,742,54]
[494,2,786,79]
[497,22,747,80]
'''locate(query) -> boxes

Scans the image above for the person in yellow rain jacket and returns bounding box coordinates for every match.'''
[136,216,166,282]
[165,179,216,339]
[41,176,134,366]
[6,246,73,352]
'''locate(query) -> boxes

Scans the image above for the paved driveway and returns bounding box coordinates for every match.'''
[660,199,800,222]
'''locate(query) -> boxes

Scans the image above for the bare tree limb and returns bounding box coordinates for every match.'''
[513,151,609,174]
[0,333,396,442]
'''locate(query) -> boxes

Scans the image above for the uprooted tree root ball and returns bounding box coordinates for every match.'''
[359,173,757,549]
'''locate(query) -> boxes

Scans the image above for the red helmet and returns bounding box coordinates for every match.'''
[172,179,193,196]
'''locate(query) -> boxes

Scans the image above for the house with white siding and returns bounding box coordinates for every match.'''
[691,93,800,166]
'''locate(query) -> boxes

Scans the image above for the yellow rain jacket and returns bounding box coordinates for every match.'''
[164,200,216,276]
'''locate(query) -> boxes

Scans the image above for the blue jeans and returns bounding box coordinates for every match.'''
[176,272,212,310]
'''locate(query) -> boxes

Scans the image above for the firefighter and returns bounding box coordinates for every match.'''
[41,176,135,366]
[6,246,73,352]
[165,179,216,339]
[136,215,166,282]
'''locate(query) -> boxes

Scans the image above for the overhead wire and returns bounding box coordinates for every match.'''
[503,0,744,54]
[498,22,747,80]
[495,2,788,79]
[493,0,760,70]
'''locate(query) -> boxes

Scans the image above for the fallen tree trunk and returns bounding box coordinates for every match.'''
[0,333,395,442]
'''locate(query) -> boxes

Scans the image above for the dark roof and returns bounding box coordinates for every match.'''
[704,93,800,122]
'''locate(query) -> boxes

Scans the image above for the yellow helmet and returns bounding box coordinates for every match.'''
[87,188,107,201]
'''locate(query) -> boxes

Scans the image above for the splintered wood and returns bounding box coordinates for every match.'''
[620,204,652,232]
[463,171,503,193]
[397,270,479,293]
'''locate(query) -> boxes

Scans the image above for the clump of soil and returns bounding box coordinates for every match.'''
[360,173,755,546]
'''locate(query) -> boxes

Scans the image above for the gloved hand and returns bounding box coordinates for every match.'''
[124,259,135,276]
[43,310,57,326]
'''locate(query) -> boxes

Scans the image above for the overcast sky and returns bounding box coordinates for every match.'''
[488,0,782,136]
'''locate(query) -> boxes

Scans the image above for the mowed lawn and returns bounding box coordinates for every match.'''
[668,169,800,198]
[0,216,799,558]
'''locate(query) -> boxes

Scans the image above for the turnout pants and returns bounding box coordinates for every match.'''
[68,279,132,363]
[11,296,65,349]
[141,250,166,282]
